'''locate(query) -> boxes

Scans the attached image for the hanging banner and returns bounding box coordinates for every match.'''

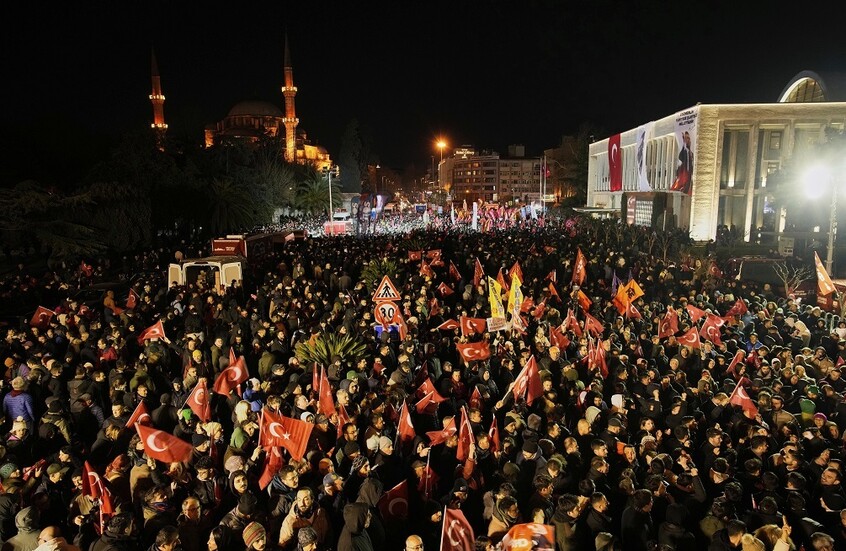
[670,107,698,195]
[636,122,653,192]
[472,201,478,231]
[608,133,622,192]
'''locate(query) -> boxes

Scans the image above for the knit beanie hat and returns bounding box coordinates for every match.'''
[242,521,265,548]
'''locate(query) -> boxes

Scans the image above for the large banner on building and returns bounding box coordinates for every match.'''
[636,122,653,192]
[670,107,698,195]
[608,133,622,191]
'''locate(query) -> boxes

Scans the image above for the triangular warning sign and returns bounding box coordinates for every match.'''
[372,275,401,302]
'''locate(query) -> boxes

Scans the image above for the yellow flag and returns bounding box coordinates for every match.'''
[488,276,505,319]
[507,273,523,319]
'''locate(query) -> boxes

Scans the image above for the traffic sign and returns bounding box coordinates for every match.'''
[374,301,400,326]
[372,275,401,302]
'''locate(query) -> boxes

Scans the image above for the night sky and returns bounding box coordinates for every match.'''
[3,1,844,186]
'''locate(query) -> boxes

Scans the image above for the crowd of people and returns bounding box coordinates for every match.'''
[0,214,844,551]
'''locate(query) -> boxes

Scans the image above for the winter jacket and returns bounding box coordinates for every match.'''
[0,506,40,551]
[2,391,34,424]
[337,503,374,551]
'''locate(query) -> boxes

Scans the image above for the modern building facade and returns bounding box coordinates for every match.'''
[439,147,542,205]
[587,71,846,241]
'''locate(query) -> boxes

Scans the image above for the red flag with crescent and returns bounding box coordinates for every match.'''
[608,133,622,192]
[259,446,284,490]
[126,288,139,310]
[512,356,543,405]
[456,407,474,462]
[397,402,416,448]
[584,312,604,337]
[318,366,337,417]
[213,355,248,395]
[259,409,313,461]
[82,461,104,499]
[441,508,474,551]
[563,309,583,337]
[436,319,460,331]
[408,250,422,261]
[378,480,410,522]
[450,261,462,282]
[658,307,679,339]
[469,387,484,411]
[489,417,500,453]
[30,306,55,329]
[185,378,211,422]
[572,248,587,285]
[137,319,166,345]
[729,378,758,416]
[725,298,748,318]
[415,378,447,403]
[426,416,457,446]
[473,258,484,287]
[677,326,702,349]
[549,324,570,350]
[699,314,724,346]
[456,341,491,363]
[686,304,706,324]
[532,300,547,320]
[727,349,747,377]
[460,316,487,337]
[420,260,435,279]
[437,282,454,297]
[125,401,151,428]
[135,424,193,463]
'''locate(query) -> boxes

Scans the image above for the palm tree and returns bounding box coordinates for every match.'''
[295,172,342,217]
[206,176,255,234]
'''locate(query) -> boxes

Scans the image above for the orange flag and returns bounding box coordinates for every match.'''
[816,251,836,296]
[572,247,587,285]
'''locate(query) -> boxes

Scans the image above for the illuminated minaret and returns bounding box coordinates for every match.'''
[281,34,299,163]
[150,49,167,146]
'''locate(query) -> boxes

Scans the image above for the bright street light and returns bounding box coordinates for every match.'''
[803,163,831,199]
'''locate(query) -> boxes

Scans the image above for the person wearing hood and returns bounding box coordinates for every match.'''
[89,512,137,551]
[337,502,373,551]
[658,502,696,547]
[0,506,40,551]
[355,478,385,551]
[487,495,519,544]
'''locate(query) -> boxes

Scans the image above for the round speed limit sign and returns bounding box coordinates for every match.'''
[374,301,399,326]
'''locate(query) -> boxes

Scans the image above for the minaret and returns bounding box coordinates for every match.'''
[150,49,167,146]
[281,34,299,163]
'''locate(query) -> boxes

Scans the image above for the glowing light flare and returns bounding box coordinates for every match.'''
[803,163,832,199]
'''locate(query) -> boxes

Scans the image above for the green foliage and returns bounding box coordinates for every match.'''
[360,258,401,290]
[294,170,342,216]
[206,176,256,235]
[294,332,367,368]
[81,181,153,252]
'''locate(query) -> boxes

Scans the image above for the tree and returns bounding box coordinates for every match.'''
[294,171,342,216]
[773,261,814,298]
[205,176,255,235]
[338,118,363,193]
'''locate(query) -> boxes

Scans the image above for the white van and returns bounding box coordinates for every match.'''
[168,256,243,289]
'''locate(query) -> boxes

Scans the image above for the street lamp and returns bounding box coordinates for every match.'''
[436,140,447,194]
[803,163,835,272]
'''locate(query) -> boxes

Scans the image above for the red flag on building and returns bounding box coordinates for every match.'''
[816,251,836,296]
[488,417,500,453]
[677,326,702,349]
[213,355,248,395]
[545,270,557,283]
[137,319,166,344]
[30,306,55,329]
[259,446,284,490]
[456,341,491,363]
[460,316,487,337]
[135,424,193,463]
[318,367,337,417]
[185,379,211,422]
[473,258,484,287]
[449,261,462,282]
[426,416,457,446]
[572,248,587,285]
[440,508,474,551]
[456,407,474,462]
[436,319,460,331]
[658,307,679,338]
[125,401,151,428]
[512,356,543,405]
[729,378,758,417]
[608,133,623,192]
[437,282,454,297]
[377,480,410,522]
[259,409,313,461]
[126,289,139,310]
[82,461,105,499]
[509,261,523,284]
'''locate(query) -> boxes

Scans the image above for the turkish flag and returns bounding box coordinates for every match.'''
[545,270,557,283]
[213,355,248,395]
[82,461,105,499]
[729,379,758,417]
[584,312,604,337]
[469,387,484,411]
[135,424,193,463]
[415,391,440,414]
[259,409,313,461]
[708,261,723,279]
[658,307,679,338]
[441,508,475,551]
[456,341,491,363]
[532,300,547,320]
[577,290,592,313]
[547,283,560,302]
[572,247,587,285]
[588,339,609,378]
[456,408,474,462]
[816,251,836,296]
[496,268,510,294]
[563,309,583,337]
[397,403,416,448]
[420,260,435,279]
[608,133,623,192]
[685,304,706,324]
[125,401,151,428]
[549,325,570,350]
[460,316,487,337]
[336,404,351,439]
[426,416,457,446]
[185,379,211,422]
[429,298,441,318]
[378,480,410,522]
[450,261,462,282]
[415,378,447,403]
[318,367,337,417]
[30,306,55,329]
[699,314,724,346]
[408,250,422,261]
[725,298,748,318]
[437,282,454,296]
[489,417,500,453]
[520,297,535,314]
[436,319,460,331]
[727,349,747,377]
[126,289,139,310]
[473,258,485,287]
[258,446,284,490]
[509,261,523,285]
[98,486,115,535]
[512,356,543,405]
[677,326,702,349]
[137,320,166,344]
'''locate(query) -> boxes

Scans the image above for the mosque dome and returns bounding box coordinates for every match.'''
[226,100,284,118]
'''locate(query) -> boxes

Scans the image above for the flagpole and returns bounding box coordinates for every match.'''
[258,409,264,448]
[425,452,431,499]
[439,506,447,551]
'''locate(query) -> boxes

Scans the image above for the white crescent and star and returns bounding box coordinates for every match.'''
[611,143,619,164]
[387,497,408,517]
[447,520,467,546]
[268,422,286,439]
[145,431,168,453]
